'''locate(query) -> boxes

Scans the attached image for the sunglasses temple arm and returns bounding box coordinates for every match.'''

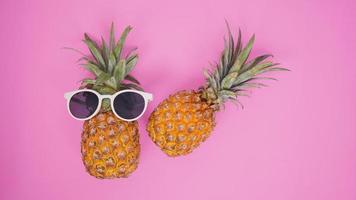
[64,93,71,99]
[148,94,153,101]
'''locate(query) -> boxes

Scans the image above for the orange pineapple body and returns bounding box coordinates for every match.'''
[147,90,215,157]
[81,111,140,178]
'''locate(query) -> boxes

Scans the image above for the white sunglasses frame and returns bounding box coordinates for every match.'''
[64,89,153,122]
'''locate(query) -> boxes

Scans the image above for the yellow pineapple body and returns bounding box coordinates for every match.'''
[81,111,140,178]
[147,90,215,157]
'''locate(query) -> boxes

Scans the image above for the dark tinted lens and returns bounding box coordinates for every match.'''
[69,91,99,119]
[113,92,145,120]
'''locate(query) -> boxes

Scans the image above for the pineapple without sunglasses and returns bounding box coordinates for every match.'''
[147,24,288,157]
[72,23,146,178]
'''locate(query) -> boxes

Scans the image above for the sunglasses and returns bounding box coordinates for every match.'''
[64,89,153,121]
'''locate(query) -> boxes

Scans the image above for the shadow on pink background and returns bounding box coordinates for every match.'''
[1,0,355,199]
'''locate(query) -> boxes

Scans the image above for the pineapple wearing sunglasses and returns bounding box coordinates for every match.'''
[147,24,288,157]
[67,24,147,178]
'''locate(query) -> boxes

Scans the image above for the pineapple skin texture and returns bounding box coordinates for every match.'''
[81,111,140,179]
[147,90,216,157]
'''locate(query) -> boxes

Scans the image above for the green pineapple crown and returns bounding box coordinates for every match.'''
[79,23,142,95]
[201,22,288,109]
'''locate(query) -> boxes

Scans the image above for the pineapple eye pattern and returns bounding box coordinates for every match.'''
[147,90,215,157]
[81,112,140,178]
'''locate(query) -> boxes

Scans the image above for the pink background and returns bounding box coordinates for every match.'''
[1,0,356,199]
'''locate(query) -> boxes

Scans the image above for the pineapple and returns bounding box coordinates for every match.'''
[147,24,288,157]
[76,23,143,178]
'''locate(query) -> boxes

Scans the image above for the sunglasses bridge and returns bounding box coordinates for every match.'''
[99,95,114,100]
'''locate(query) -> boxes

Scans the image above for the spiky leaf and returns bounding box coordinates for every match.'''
[234,29,242,59]
[109,22,115,51]
[82,63,104,77]
[219,90,237,100]
[201,24,287,109]
[81,78,96,85]
[114,26,132,60]
[229,35,255,73]
[83,34,106,68]
[221,72,238,89]
[120,83,143,91]
[77,23,144,103]
[126,47,138,59]
[233,62,277,85]
[113,59,126,84]
[101,36,109,67]
[80,78,96,89]
[125,54,138,76]
[125,75,140,85]
[95,72,111,85]
[240,54,272,73]
[105,77,118,89]
[92,85,116,95]
[107,52,116,74]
